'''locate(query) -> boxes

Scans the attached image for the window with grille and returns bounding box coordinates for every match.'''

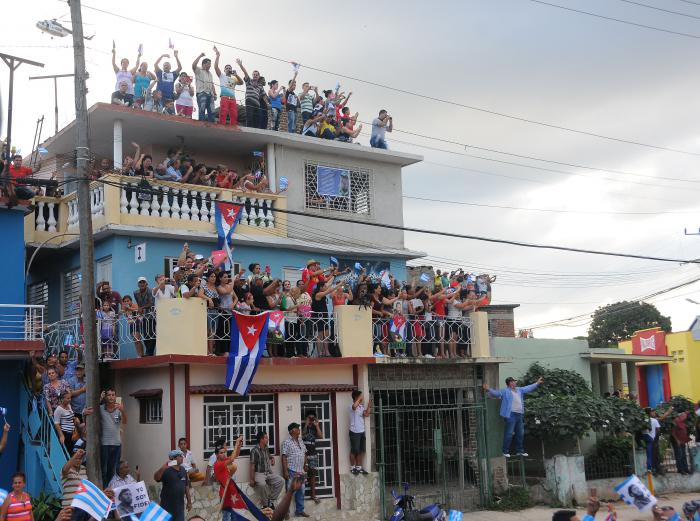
[166,257,241,277]
[139,398,163,424]
[203,394,276,458]
[62,269,81,319]
[304,162,372,215]
[27,281,49,308]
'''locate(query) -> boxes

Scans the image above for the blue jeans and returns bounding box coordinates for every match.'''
[271,108,281,131]
[100,444,121,486]
[370,136,388,149]
[503,412,524,454]
[287,470,306,514]
[287,110,297,133]
[673,441,690,473]
[197,92,215,122]
[645,434,655,470]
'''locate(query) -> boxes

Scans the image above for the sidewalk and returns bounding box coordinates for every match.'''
[459,492,700,521]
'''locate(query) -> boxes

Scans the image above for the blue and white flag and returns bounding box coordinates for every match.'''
[329,256,339,268]
[225,479,269,520]
[278,176,289,192]
[138,43,143,55]
[354,262,363,271]
[215,202,243,270]
[226,311,270,395]
[139,501,172,521]
[420,273,430,283]
[380,270,391,290]
[0,406,7,416]
[71,480,112,521]
[614,474,656,512]
[448,511,463,521]
[0,489,7,505]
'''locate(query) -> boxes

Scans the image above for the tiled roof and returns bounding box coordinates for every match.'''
[129,388,163,398]
[189,383,356,395]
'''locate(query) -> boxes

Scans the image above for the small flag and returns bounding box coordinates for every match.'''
[139,501,172,521]
[268,310,285,337]
[354,262,363,271]
[252,151,264,157]
[0,489,7,505]
[446,287,457,294]
[419,273,430,283]
[0,407,7,416]
[335,82,341,91]
[448,511,464,521]
[168,38,174,50]
[329,256,339,267]
[215,202,243,270]
[71,480,113,521]
[37,147,48,155]
[291,61,300,73]
[211,250,228,267]
[226,312,270,395]
[278,176,288,192]
[380,270,391,290]
[138,43,143,55]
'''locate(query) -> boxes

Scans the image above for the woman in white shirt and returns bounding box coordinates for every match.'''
[54,390,79,453]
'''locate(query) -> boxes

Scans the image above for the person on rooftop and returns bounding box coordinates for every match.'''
[214,49,243,126]
[192,50,217,123]
[174,72,195,118]
[155,50,182,103]
[112,44,140,97]
[237,58,264,129]
[133,61,156,101]
[370,109,393,149]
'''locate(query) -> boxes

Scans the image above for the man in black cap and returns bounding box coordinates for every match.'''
[483,375,543,458]
[281,422,308,517]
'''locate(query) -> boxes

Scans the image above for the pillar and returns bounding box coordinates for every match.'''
[599,362,609,396]
[266,143,276,192]
[470,311,491,358]
[590,364,601,395]
[626,362,639,400]
[612,362,623,394]
[113,119,123,169]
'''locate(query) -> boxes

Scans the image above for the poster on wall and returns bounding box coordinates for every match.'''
[113,481,150,516]
[316,166,350,197]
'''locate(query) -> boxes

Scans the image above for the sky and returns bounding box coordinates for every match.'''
[3,0,700,338]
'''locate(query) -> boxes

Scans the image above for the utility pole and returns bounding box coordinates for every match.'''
[28,73,74,135]
[0,53,43,175]
[69,0,101,486]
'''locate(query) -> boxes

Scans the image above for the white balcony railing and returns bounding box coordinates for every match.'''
[0,304,44,341]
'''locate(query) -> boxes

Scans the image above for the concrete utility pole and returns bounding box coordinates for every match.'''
[0,53,44,175]
[28,73,75,135]
[69,0,102,486]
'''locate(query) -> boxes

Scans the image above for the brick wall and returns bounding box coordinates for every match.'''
[490,317,515,337]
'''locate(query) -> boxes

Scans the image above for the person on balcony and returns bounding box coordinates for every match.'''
[134,276,156,356]
[153,274,176,301]
[7,154,40,201]
[201,271,221,356]
[121,295,144,358]
[174,72,195,118]
[214,50,243,126]
[111,80,134,107]
[312,278,343,358]
[112,44,140,96]
[370,109,393,149]
[285,72,299,133]
[192,50,217,123]
[483,376,544,458]
[95,281,121,314]
[132,61,156,101]
[43,367,70,416]
[53,390,79,453]
[155,50,182,103]
[97,300,118,360]
[267,81,285,132]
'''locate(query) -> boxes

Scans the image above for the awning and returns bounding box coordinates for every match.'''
[189,383,356,395]
[580,352,672,363]
[129,388,163,399]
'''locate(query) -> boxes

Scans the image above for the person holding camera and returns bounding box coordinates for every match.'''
[214,48,243,126]
[302,411,324,504]
[370,109,393,149]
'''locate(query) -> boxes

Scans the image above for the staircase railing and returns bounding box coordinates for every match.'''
[20,381,68,496]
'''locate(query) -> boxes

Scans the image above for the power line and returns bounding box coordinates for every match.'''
[79,2,700,158]
[615,0,700,20]
[95,177,700,264]
[527,0,700,40]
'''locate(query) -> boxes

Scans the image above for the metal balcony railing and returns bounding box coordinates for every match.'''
[0,304,44,341]
[371,314,473,356]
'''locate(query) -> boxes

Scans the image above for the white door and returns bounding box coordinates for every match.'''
[96,257,113,284]
[283,267,302,286]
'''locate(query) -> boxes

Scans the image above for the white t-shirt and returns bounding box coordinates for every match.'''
[350,404,366,434]
[645,417,661,438]
[510,389,523,414]
[153,284,176,301]
[175,82,194,107]
[208,453,217,467]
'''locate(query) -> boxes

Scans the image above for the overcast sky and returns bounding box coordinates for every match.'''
[3,0,700,338]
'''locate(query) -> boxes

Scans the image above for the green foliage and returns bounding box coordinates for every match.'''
[521,363,589,397]
[655,395,696,435]
[587,301,671,348]
[31,492,62,521]
[492,486,534,511]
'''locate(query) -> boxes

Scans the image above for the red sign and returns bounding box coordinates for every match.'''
[630,328,666,356]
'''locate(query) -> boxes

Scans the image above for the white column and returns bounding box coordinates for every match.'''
[266,143,277,193]
[36,201,46,231]
[113,119,123,170]
[47,202,57,232]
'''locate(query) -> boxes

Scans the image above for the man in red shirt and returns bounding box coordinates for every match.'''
[671,412,691,475]
[301,259,331,295]
[214,435,244,521]
[6,154,38,200]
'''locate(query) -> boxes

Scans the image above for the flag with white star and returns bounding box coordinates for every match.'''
[226,311,270,395]
[215,202,243,270]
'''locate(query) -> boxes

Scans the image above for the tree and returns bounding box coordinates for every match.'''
[587,301,671,349]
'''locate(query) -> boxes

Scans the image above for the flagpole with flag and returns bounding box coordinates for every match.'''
[226,311,270,395]
[215,202,243,271]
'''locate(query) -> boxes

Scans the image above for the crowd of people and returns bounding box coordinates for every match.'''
[87,242,495,360]
[110,44,392,148]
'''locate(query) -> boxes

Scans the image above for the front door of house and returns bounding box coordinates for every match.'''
[300,393,334,497]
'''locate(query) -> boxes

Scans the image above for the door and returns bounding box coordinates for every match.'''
[300,393,334,497]
[283,267,302,286]
[96,257,112,285]
[61,269,81,319]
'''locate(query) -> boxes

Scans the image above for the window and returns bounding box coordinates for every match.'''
[62,269,81,319]
[283,267,302,286]
[304,162,372,215]
[96,257,112,285]
[27,281,48,308]
[140,398,163,424]
[203,394,276,458]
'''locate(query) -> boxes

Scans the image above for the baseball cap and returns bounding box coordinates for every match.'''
[168,449,184,459]
[194,254,204,261]
[505,377,517,385]
[76,363,85,369]
[287,422,300,432]
[137,276,147,283]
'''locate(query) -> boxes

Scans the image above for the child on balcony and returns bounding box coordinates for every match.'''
[96,300,118,360]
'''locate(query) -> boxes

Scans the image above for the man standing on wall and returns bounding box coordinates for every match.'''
[483,376,544,458]
[349,390,371,475]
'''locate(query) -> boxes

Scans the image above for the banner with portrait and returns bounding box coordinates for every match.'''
[113,481,151,516]
[615,475,656,512]
[316,166,350,198]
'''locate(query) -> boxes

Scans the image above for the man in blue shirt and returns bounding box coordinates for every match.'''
[483,375,543,458]
[67,363,87,421]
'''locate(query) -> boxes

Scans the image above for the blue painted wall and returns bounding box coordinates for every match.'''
[0,209,27,340]
[646,365,664,407]
[0,361,23,489]
[29,234,408,323]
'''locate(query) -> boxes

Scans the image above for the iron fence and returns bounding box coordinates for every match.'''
[0,304,44,341]
[371,315,473,357]
[44,309,338,360]
[584,454,635,480]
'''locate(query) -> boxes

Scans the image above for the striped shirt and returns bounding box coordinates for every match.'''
[281,436,306,473]
[61,466,87,508]
[54,405,75,432]
[300,92,315,113]
[245,78,262,106]
[5,492,32,521]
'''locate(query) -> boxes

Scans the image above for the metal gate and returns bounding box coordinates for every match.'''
[300,393,335,498]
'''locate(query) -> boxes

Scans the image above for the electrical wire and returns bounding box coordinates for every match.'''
[615,0,700,20]
[77,1,700,158]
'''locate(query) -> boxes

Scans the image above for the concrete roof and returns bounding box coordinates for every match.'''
[43,103,423,167]
[581,351,673,363]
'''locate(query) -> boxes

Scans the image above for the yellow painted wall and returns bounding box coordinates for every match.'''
[156,298,208,356]
[336,305,373,357]
[666,331,700,401]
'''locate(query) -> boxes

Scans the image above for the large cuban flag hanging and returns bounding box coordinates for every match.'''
[226,311,270,395]
[215,202,243,270]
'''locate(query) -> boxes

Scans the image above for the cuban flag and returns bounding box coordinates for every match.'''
[268,310,285,336]
[71,480,112,521]
[390,314,407,342]
[139,501,172,521]
[222,479,269,520]
[215,202,243,270]
[420,273,430,283]
[226,311,270,395]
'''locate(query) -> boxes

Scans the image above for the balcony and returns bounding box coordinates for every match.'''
[0,304,44,352]
[42,300,492,364]
[25,174,287,246]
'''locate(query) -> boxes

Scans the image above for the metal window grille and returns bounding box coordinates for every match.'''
[203,394,276,459]
[300,394,335,498]
[62,269,82,319]
[141,398,163,424]
[27,281,49,309]
[304,161,372,215]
